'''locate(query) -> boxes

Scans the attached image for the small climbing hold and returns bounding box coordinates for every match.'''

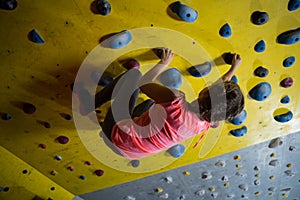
[96,0,111,16]
[64,114,72,120]
[101,30,132,49]
[230,126,247,137]
[209,187,215,192]
[44,122,51,128]
[159,193,169,199]
[280,188,292,192]
[130,160,140,168]
[255,174,260,178]
[288,0,300,11]
[123,59,140,70]
[234,155,241,160]
[163,176,173,183]
[254,166,259,171]
[238,184,248,191]
[254,66,268,78]
[155,188,163,193]
[211,193,218,198]
[39,144,47,149]
[286,163,292,168]
[284,170,295,176]
[268,137,283,148]
[235,164,243,169]
[235,172,246,177]
[231,75,238,84]
[85,161,92,165]
[215,160,226,167]
[269,159,279,166]
[280,77,294,88]
[283,56,295,67]
[219,23,232,38]
[94,170,104,176]
[0,0,17,10]
[289,146,296,151]
[92,71,113,87]
[254,179,260,186]
[226,194,235,199]
[224,182,230,188]
[201,172,212,180]
[67,166,74,171]
[268,187,276,192]
[280,96,290,104]
[277,27,300,45]
[274,111,293,123]
[50,170,57,176]
[251,11,269,25]
[254,191,260,196]
[167,144,185,158]
[179,195,185,200]
[23,103,36,114]
[254,40,266,53]
[183,171,190,176]
[195,189,205,196]
[79,175,86,180]
[270,153,276,158]
[56,136,69,144]
[282,193,288,198]
[124,196,135,200]
[1,113,12,120]
[169,1,198,23]
[229,110,247,125]
[28,29,45,44]
[188,62,212,78]
[160,68,182,89]
[249,82,272,101]
[269,175,275,180]
[221,176,228,181]
[54,155,62,161]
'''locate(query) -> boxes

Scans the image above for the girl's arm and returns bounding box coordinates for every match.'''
[221,53,242,82]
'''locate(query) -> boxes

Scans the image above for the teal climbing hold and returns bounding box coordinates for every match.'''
[1,113,12,120]
[254,40,266,53]
[102,30,132,49]
[28,29,44,44]
[251,11,269,25]
[160,68,182,89]
[229,110,247,125]
[170,1,198,23]
[274,111,293,123]
[249,82,272,101]
[96,0,111,16]
[167,144,185,158]
[277,27,300,45]
[230,126,247,137]
[280,96,290,104]
[288,0,300,11]
[188,62,211,77]
[0,0,17,10]
[283,56,295,67]
[231,75,238,83]
[254,66,268,78]
[219,23,232,38]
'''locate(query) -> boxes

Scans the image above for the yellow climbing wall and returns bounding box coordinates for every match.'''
[0,0,299,198]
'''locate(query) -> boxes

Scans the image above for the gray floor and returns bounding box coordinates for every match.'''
[80,132,300,200]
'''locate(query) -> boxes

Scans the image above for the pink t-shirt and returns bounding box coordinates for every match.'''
[111,93,210,159]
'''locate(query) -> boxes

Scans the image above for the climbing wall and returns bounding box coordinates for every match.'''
[0,0,300,199]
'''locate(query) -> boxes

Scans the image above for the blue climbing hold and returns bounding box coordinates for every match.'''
[167,144,185,158]
[160,68,182,89]
[130,160,140,168]
[91,71,113,87]
[230,126,247,137]
[288,0,300,11]
[219,23,232,38]
[283,56,295,67]
[254,40,266,53]
[280,96,290,104]
[231,75,238,84]
[274,111,293,123]
[102,30,132,49]
[251,11,269,25]
[254,66,269,78]
[55,155,62,161]
[249,82,272,101]
[1,113,12,120]
[64,114,72,120]
[230,110,247,125]
[277,27,300,45]
[0,0,17,10]
[28,29,44,44]
[79,175,86,180]
[96,0,111,16]
[188,62,211,77]
[170,1,198,23]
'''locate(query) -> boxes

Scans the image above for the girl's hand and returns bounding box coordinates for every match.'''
[160,48,174,65]
[231,53,242,67]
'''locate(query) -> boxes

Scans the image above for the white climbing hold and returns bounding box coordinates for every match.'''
[268,187,277,192]
[268,137,283,148]
[159,193,169,199]
[253,166,260,171]
[238,184,248,191]
[179,194,186,200]
[269,160,279,166]
[163,176,173,184]
[254,179,260,186]
[195,189,205,196]
[235,172,247,177]
[215,160,226,167]
[124,196,136,200]
[226,194,235,199]
[201,172,212,180]
[289,146,296,151]
[284,170,295,176]
[221,176,229,182]
[211,193,218,198]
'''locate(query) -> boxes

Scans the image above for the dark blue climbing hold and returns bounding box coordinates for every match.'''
[219,23,232,38]
[0,0,17,10]
[170,1,198,23]
[230,110,247,125]
[1,113,12,120]
[288,0,300,11]
[280,96,290,104]
[167,144,185,158]
[79,175,86,180]
[249,82,272,101]
[160,68,182,89]
[98,73,113,87]
[251,11,269,25]
[102,30,132,49]
[96,0,111,16]
[28,29,44,44]
[277,27,300,45]
[231,75,238,84]
[188,62,211,77]
[230,126,247,137]
[254,66,269,78]
[254,40,266,53]
[55,155,62,161]
[283,56,295,67]
[274,111,293,123]
[130,160,140,168]
[64,114,72,120]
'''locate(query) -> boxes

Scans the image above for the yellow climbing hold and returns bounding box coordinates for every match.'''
[209,187,215,192]
[224,182,230,188]
[282,193,288,198]
[255,174,260,178]
[269,192,273,196]
[155,188,163,193]
[254,191,260,196]
[183,171,190,176]
[270,153,276,158]
[236,164,243,169]
[234,155,241,160]
[286,163,292,168]
[269,176,275,180]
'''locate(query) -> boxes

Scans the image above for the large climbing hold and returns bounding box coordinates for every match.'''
[167,144,185,158]
[160,68,182,89]
[288,0,300,11]
[230,126,247,137]
[274,111,293,123]
[251,11,269,25]
[283,56,295,67]
[249,82,272,101]
[102,30,132,49]
[254,40,266,53]
[280,77,294,88]
[254,66,269,78]
[188,62,211,77]
[96,0,111,16]
[219,23,232,38]
[170,1,198,23]
[0,0,17,10]
[229,110,247,125]
[277,27,300,45]
[28,29,44,44]
[23,103,36,114]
